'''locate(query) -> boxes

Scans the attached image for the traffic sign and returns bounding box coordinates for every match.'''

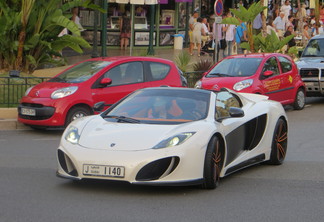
[214,0,223,17]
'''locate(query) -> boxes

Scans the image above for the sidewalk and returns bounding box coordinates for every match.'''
[0,47,214,130]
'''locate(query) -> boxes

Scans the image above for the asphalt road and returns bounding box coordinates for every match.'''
[0,98,323,222]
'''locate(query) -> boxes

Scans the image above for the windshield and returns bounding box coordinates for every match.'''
[104,89,210,124]
[48,61,112,83]
[302,39,324,57]
[206,58,263,77]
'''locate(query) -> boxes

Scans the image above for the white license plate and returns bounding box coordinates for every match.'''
[21,108,36,116]
[83,164,125,178]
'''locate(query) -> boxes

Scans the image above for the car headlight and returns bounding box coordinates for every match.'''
[153,132,196,149]
[51,86,78,99]
[194,80,202,89]
[233,79,253,91]
[65,126,80,144]
[24,86,34,96]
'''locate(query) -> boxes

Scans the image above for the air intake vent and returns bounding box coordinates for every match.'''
[136,157,179,181]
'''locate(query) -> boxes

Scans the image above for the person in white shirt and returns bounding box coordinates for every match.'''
[274,12,286,37]
[192,17,206,56]
[280,0,291,22]
[222,13,236,57]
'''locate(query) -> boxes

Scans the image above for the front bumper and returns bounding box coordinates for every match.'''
[56,141,206,186]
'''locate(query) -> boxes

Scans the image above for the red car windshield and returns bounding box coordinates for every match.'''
[48,61,112,83]
[206,58,263,77]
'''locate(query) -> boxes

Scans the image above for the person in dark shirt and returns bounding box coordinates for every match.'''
[284,26,296,49]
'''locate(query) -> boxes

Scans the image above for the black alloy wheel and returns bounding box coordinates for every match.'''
[202,136,223,189]
[269,118,288,165]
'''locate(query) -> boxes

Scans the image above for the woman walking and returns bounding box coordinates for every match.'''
[120,13,131,50]
[191,17,206,56]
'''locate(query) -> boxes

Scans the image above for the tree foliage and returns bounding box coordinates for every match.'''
[0,0,103,73]
[222,2,267,52]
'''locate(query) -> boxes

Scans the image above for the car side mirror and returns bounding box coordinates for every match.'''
[229,107,244,118]
[263,70,274,77]
[100,78,112,87]
[93,101,106,112]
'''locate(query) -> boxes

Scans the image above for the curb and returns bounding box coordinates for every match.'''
[0,108,30,130]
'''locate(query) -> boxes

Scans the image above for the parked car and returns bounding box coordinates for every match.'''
[18,57,187,128]
[195,53,306,110]
[295,34,324,97]
[57,87,288,189]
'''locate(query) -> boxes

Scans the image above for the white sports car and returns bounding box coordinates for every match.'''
[57,87,288,189]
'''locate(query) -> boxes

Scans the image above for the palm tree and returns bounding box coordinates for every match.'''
[222,2,267,52]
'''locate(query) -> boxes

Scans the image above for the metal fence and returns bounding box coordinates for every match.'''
[0,72,205,108]
[0,77,50,107]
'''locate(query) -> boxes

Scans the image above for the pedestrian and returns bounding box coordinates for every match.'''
[302,24,311,47]
[201,17,210,46]
[189,11,199,56]
[192,17,206,56]
[286,15,294,30]
[266,19,278,36]
[280,0,291,22]
[213,19,224,61]
[235,19,247,55]
[222,13,236,57]
[120,13,131,50]
[71,7,85,32]
[284,26,296,49]
[273,12,286,38]
[253,13,262,35]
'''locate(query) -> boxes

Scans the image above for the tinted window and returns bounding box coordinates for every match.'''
[278,56,292,73]
[206,58,262,77]
[104,62,144,85]
[302,39,324,57]
[149,62,170,80]
[215,91,242,119]
[262,57,279,76]
[49,61,112,83]
[107,89,210,124]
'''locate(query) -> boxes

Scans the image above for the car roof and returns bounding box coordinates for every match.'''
[224,53,286,59]
[141,87,213,95]
[83,56,174,64]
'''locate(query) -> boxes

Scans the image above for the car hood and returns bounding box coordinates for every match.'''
[202,76,248,90]
[296,57,324,68]
[78,116,198,151]
[28,82,76,98]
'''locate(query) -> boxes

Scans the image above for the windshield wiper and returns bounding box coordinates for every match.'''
[49,77,66,82]
[207,73,229,77]
[104,115,140,123]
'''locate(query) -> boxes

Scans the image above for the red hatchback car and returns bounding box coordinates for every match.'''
[195,53,306,110]
[18,56,187,128]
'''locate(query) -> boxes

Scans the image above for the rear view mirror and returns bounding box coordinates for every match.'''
[93,102,106,112]
[263,70,274,77]
[229,107,244,118]
[100,78,112,87]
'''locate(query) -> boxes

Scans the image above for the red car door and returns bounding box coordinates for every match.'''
[277,56,297,103]
[259,56,285,102]
[91,61,150,107]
